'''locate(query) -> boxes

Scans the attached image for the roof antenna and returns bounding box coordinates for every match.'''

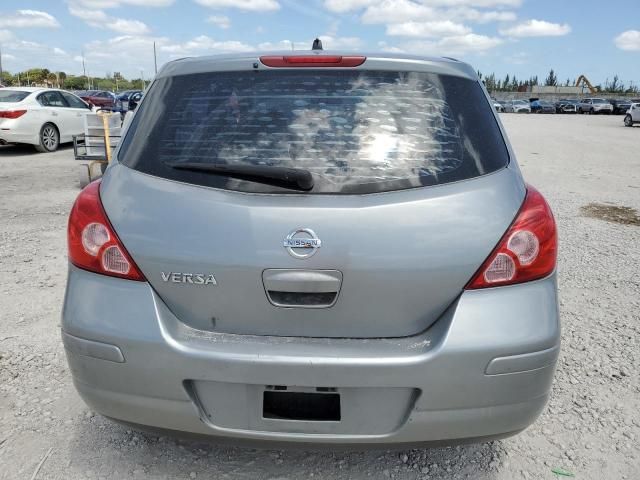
[312,38,323,50]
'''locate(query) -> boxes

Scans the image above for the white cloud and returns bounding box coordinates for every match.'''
[160,35,253,55]
[325,0,520,14]
[69,5,151,34]
[420,0,520,6]
[207,15,231,29]
[361,1,518,25]
[451,7,516,23]
[258,35,362,51]
[69,6,110,23]
[614,30,640,51]
[1,39,71,72]
[387,20,471,37]
[70,0,174,8]
[0,29,15,42]
[0,10,60,29]
[388,33,502,56]
[110,18,151,34]
[323,0,376,13]
[257,39,296,50]
[433,32,502,52]
[500,19,571,37]
[195,0,280,11]
[362,0,435,24]
[505,51,528,64]
[318,35,363,49]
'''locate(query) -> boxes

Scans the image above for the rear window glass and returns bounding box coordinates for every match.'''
[0,90,30,103]
[119,70,509,194]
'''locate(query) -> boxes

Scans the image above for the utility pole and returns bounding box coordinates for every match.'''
[82,51,88,89]
[0,43,4,84]
[153,41,158,75]
[140,69,145,90]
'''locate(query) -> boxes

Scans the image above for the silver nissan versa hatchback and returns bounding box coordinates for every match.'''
[62,51,560,446]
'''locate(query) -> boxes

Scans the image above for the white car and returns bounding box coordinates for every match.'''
[577,98,613,115]
[0,87,92,152]
[504,99,531,113]
[624,103,640,127]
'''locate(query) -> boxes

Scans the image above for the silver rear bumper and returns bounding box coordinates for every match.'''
[62,264,560,445]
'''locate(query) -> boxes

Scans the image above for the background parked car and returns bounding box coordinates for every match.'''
[610,99,632,115]
[578,98,613,114]
[79,90,116,110]
[491,98,505,112]
[624,102,640,127]
[0,87,91,152]
[113,90,142,116]
[555,99,579,114]
[504,99,531,113]
[530,99,555,114]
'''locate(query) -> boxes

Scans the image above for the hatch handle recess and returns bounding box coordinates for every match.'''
[262,269,342,308]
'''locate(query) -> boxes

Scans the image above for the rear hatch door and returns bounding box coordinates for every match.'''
[102,61,523,338]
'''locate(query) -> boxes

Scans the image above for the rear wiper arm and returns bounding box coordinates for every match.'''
[165,162,314,192]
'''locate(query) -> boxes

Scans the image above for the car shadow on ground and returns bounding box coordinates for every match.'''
[66,415,505,479]
[0,143,74,157]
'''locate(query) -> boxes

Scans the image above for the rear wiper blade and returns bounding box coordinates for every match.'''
[165,162,314,192]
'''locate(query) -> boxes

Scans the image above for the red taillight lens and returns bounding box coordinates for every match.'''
[465,185,557,289]
[68,180,145,281]
[0,110,27,119]
[259,55,366,67]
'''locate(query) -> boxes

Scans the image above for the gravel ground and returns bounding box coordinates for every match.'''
[1,114,639,480]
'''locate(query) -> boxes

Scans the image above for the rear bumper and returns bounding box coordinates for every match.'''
[0,125,39,145]
[62,265,560,445]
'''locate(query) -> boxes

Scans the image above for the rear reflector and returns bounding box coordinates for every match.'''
[68,180,145,281]
[465,185,557,289]
[0,110,27,119]
[260,55,366,68]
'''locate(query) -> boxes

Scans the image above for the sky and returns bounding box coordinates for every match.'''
[0,0,638,86]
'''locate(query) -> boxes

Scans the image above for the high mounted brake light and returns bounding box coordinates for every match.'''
[68,180,145,281]
[259,56,366,68]
[465,185,557,289]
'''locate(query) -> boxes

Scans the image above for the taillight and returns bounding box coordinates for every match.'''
[259,55,366,67]
[465,185,557,289]
[67,180,145,281]
[0,110,27,119]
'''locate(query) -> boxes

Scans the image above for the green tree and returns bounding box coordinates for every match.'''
[604,75,624,93]
[47,72,58,87]
[544,69,557,87]
[0,71,15,86]
[510,76,518,91]
[64,75,88,90]
[484,73,497,92]
[502,74,510,91]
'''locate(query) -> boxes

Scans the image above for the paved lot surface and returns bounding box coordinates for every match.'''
[1,114,639,480]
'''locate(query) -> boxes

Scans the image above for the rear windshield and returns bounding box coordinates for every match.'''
[119,70,509,194]
[0,90,30,103]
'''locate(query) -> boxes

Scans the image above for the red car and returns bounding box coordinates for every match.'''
[78,90,116,110]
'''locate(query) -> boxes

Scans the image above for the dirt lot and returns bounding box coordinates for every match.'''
[1,114,639,480]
